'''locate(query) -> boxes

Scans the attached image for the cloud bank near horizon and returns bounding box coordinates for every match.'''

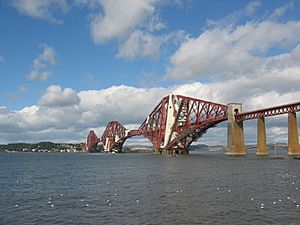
[0,82,298,145]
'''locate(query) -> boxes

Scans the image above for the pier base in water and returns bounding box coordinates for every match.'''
[256,117,268,156]
[226,103,246,156]
[156,148,189,155]
[288,112,300,156]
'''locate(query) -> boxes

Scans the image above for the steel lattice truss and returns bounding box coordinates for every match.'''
[86,130,100,151]
[235,102,300,121]
[139,95,228,152]
[101,121,130,151]
[86,94,228,152]
[86,94,300,153]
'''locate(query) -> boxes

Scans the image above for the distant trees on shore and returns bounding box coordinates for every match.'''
[0,142,84,152]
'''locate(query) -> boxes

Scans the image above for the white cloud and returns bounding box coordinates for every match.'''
[10,0,68,24]
[9,0,180,60]
[148,13,166,32]
[245,0,261,16]
[2,1,300,145]
[39,85,80,107]
[271,2,294,19]
[27,71,51,81]
[0,85,170,143]
[0,80,299,145]
[88,0,182,60]
[74,0,98,8]
[117,30,161,59]
[167,21,300,80]
[117,29,187,59]
[77,85,169,126]
[90,0,156,44]
[26,44,57,81]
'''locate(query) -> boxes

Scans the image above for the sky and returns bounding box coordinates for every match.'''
[0,0,300,145]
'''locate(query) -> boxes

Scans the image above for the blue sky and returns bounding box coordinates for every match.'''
[0,0,299,144]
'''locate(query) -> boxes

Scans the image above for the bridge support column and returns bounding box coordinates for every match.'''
[159,148,188,155]
[226,103,246,155]
[257,117,268,156]
[288,112,300,156]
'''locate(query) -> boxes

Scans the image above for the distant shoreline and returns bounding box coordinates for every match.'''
[0,142,288,153]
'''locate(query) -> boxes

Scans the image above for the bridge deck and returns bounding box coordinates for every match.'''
[236,101,300,121]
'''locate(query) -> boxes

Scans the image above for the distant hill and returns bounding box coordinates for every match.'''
[0,142,288,153]
[0,142,85,153]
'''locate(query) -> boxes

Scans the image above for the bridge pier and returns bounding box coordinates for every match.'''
[226,103,246,155]
[257,117,268,156]
[288,112,300,156]
[158,148,189,155]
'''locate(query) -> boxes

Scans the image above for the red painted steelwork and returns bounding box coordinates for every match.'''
[86,130,100,152]
[235,101,300,121]
[101,121,127,151]
[139,96,169,150]
[139,95,228,152]
[86,97,300,153]
[86,95,228,152]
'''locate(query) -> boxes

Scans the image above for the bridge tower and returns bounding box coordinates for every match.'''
[256,117,268,156]
[288,112,300,156]
[162,94,189,154]
[226,103,246,155]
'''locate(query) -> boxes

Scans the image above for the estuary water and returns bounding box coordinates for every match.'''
[1,149,300,225]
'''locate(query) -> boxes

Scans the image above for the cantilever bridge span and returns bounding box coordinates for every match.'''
[85,94,300,156]
[86,94,228,154]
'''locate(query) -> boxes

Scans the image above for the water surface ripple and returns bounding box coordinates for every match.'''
[1,150,300,224]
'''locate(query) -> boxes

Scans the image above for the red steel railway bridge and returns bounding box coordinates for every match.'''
[85,94,300,156]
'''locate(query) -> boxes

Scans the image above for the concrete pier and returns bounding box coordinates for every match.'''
[226,103,246,155]
[256,117,268,156]
[288,112,300,156]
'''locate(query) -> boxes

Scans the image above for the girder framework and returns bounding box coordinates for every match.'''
[85,130,100,152]
[101,121,127,151]
[85,94,228,153]
[235,102,300,121]
[139,94,228,153]
[85,97,300,154]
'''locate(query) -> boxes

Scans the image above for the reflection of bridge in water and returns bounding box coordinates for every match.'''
[86,94,300,156]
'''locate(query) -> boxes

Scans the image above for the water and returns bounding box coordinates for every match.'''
[1,150,300,225]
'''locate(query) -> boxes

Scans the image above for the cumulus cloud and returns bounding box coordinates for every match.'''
[117,30,161,59]
[90,0,156,43]
[88,0,183,60]
[77,85,169,126]
[0,85,170,143]
[39,85,80,107]
[117,30,187,59]
[2,1,299,145]
[10,0,68,24]
[26,44,57,81]
[166,20,300,80]
[9,0,182,60]
[0,81,298,144]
